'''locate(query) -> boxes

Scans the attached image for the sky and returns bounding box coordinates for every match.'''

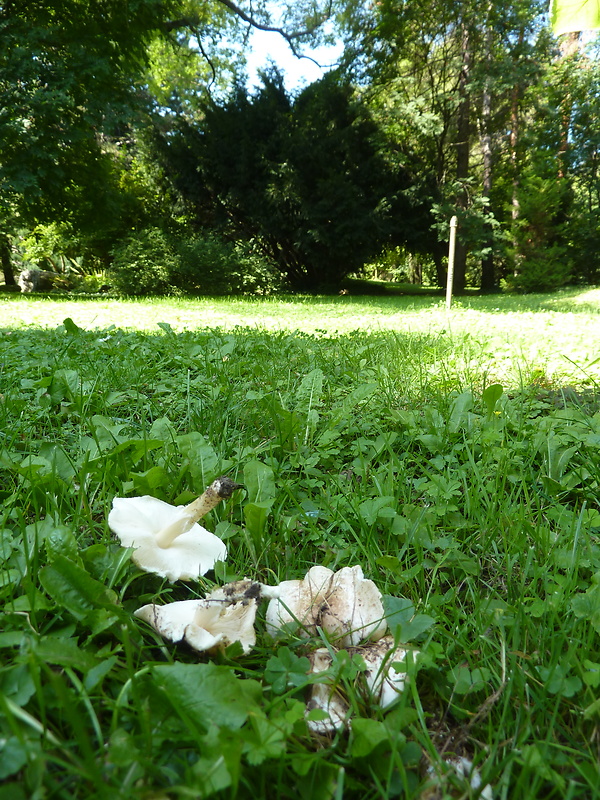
[245,28,344,92]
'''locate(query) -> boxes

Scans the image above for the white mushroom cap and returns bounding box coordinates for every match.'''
[357,635,413,708]
[322,566,388,647]
[427,757,493,800]
[109,495,227,582]
[265,565,387,646]
[134,598,204,641]
[305,647,349,735]
[265,565,334,636]
[135,595,257,655]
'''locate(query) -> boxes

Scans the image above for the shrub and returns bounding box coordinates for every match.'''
[505,175,573,292]
[110,228,181,296]
[566,210,600,285]
[176,235,282,295]
[503,246,573,293]
[110,228,282,296]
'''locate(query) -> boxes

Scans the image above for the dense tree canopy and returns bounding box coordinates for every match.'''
[2,0,600,293]
[156,71,433,290]
[0,0,171,282]
[0,0,336,284]
[342,0,600,290]
[0,2,177,227]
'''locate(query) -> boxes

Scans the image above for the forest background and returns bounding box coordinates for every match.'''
[2,0,600,297]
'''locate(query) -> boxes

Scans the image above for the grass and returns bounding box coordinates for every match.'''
[3,286,600,387]
[0,290,599,799]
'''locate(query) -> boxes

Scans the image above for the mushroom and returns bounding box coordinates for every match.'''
[322,566,388,647]
[426,757,493,800]
[355,635,413,708]
[135,584,258,655]
[108,477,241,581]
[264,565,333,636]
[265,565,387,646]
[207,578,280,603]
[305,647,349,735]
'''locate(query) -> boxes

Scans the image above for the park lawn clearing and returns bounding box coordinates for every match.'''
[0,291,599,798]
[2,286,600,388]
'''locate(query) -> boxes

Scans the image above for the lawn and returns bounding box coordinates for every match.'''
[1,290,599,799]
[3,287,600,387]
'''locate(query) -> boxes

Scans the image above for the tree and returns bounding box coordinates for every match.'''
[0,0,181,283]
[536,39,600,284]
[156,70,431,291]
[0,0,339,284]
[340,0,595,292]
[342,0,485,290]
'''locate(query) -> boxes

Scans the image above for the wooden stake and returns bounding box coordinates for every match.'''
[446,216,458,312]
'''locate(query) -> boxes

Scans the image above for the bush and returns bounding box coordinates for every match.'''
[110,228,181,295]
[504,175,573,292]
[503,246,573,293]
[176,235,282,295]
[110,228,282,296]
[566,210,600,285]
[70,272,111,293]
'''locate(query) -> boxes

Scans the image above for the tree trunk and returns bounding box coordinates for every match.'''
[509,28,525,277]
[453,23,471,293]
[410,253,422,284]
[433,247,446,287]
[557,32,581,179]
[0,233,16,286]
[510,82,520,225]
[480,18,495,292]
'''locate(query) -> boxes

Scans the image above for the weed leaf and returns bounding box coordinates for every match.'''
[152,662,262,730]
[39,555,119,622]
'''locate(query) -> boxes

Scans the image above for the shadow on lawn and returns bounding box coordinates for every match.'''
[312,279,600,315]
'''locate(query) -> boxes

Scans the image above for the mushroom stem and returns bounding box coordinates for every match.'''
[154,477,242,549]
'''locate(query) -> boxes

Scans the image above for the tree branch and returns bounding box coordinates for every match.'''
[165,1,334,59]
[218,0,331,41]
[163,16,202,31]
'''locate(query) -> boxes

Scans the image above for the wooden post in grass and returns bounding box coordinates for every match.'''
[446,215,458,312]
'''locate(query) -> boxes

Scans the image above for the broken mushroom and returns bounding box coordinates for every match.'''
[265,565,387,646]
[135,584,258,655]
[305,647,349,736]
[427,757,493,800]
[355,635,413,709]
[108,477,241,581]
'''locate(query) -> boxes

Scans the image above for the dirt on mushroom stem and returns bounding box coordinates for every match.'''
[154,476,243,549]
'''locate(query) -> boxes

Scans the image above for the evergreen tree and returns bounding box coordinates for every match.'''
[158,71,432,291]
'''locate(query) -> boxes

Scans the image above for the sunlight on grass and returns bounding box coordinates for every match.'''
[2,290,599,387]
[1,292,599,798]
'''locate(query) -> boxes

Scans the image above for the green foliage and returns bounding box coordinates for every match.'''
[1,296,600,796]
[505,175,573,292]
[564,208,600,286]
[504,248,572,293]
[159,71,430,291]
[0,0,178,224]
[110,227,281,296]
[16,222,112,285]
[110,228,181,295]
[176,235,282,295]
[342,0,600,291]
[264,647,312,694]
